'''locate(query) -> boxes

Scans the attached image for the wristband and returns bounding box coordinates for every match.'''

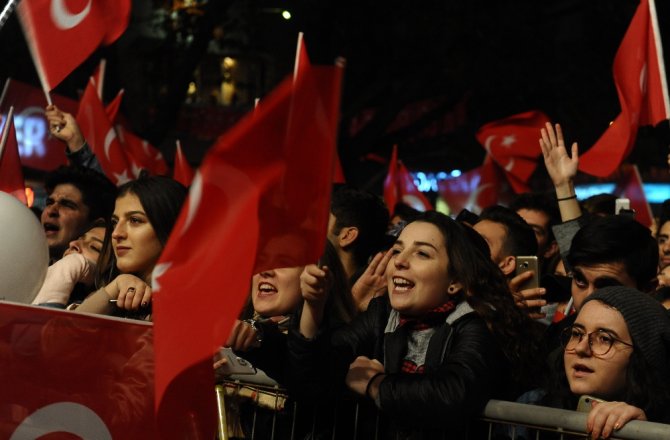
[365,372,385,400]
[556,195,577,202]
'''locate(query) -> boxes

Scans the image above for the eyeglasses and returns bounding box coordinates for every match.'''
[561,326,633,356]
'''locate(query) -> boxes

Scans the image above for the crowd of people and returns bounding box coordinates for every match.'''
[25,108,670,439]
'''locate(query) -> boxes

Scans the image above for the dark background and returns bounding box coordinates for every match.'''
[1,0,669,193]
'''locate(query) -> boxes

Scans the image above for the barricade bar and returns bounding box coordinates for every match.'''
[481,399,670,440]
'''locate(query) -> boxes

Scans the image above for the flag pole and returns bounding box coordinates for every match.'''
[16,3,52,105]
[649,0,670,117]
[0,78,10,110]
[0,106,14,159]
[0,0,19,32]
[293,31,305,80]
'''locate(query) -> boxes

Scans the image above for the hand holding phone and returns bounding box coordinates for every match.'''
[214,347,256,376]
[515,256,540,291]
[576,395,606,412]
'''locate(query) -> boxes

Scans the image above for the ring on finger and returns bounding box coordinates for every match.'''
[127,287,136,294]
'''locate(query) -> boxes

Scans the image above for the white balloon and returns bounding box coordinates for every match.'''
[0,192,48,304]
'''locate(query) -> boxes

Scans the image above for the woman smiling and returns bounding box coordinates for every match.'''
[288,211,542,437]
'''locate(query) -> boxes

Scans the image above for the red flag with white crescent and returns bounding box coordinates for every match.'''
[76,78,133,185]
[475,110,550,193]
[579,0,670,177]
[17,0,131,91]
[152,45,342,438]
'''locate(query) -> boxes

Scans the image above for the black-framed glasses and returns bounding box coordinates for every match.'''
[561,326,633,356]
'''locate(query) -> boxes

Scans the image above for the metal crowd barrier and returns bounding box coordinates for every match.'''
[214,381,670,440]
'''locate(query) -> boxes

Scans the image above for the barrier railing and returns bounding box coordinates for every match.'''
[215,380,670,440]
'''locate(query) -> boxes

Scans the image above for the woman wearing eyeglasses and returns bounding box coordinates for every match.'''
[541,286,670,439]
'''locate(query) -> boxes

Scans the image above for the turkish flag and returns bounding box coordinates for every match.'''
[117,125,168,177]
[151,50,342,438]
[92,58,107,99]
[172,140,194,187]
[17,0,131,90]
[438,155,509,215]
[579,0,670,177]
[383,144,433,212]
[104,89,124,124]
[0,78,77,171]
[0,302,156,438]
[294,32,346,183]
[615,164,654,228]
[76,78,133,185]
[0,108,27,204]
[475,111,550,193]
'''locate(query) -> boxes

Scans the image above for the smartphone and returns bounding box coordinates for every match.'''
[615,198,632,215]
[215,347,256,376]
[515,256,540,291]
[576,395,606,412]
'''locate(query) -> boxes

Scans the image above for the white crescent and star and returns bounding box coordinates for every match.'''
[183,172,203,234]
[113,170,131,185]
[103,127,116,162]
[50,0,92,30]
[151,262,172,292]
[467,182,493,214]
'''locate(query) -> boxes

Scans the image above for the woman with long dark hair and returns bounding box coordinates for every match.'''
[288,211,543,437]
[75,175,187,318]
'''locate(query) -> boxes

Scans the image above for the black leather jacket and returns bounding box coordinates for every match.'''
[287,296,508,435]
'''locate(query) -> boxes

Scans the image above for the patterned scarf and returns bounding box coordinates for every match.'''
[398,299,459,374]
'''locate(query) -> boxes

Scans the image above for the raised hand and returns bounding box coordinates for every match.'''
[45,105,85,152]
[351,249,392,311]
[539,122,579,190]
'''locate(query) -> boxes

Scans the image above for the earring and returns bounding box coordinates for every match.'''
[448,285,457,294]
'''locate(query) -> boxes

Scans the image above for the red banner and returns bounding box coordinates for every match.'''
[0,302,156,438]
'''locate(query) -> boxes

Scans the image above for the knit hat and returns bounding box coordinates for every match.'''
[583,286,670,373]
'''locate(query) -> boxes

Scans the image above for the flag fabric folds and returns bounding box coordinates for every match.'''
[76,78,133,185]
[172,140,194,187]
[438,155,509,215]
[579,0,670,177]
[17,0,131,91]
[151,52,342,437]
[615,164,654,228]
[383,145,433,212]
[0,107,27,204]
[117,125,169,177]
[0,302,156,438]
[475,110,550,193]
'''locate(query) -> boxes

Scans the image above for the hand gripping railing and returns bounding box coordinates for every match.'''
[480,399,670,440]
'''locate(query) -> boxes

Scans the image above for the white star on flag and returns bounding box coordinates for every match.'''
[151,262,172,292]
[501,135,516,147]
[113,170,132,185]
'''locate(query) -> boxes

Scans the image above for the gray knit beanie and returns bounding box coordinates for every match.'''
[583,286,670,373]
